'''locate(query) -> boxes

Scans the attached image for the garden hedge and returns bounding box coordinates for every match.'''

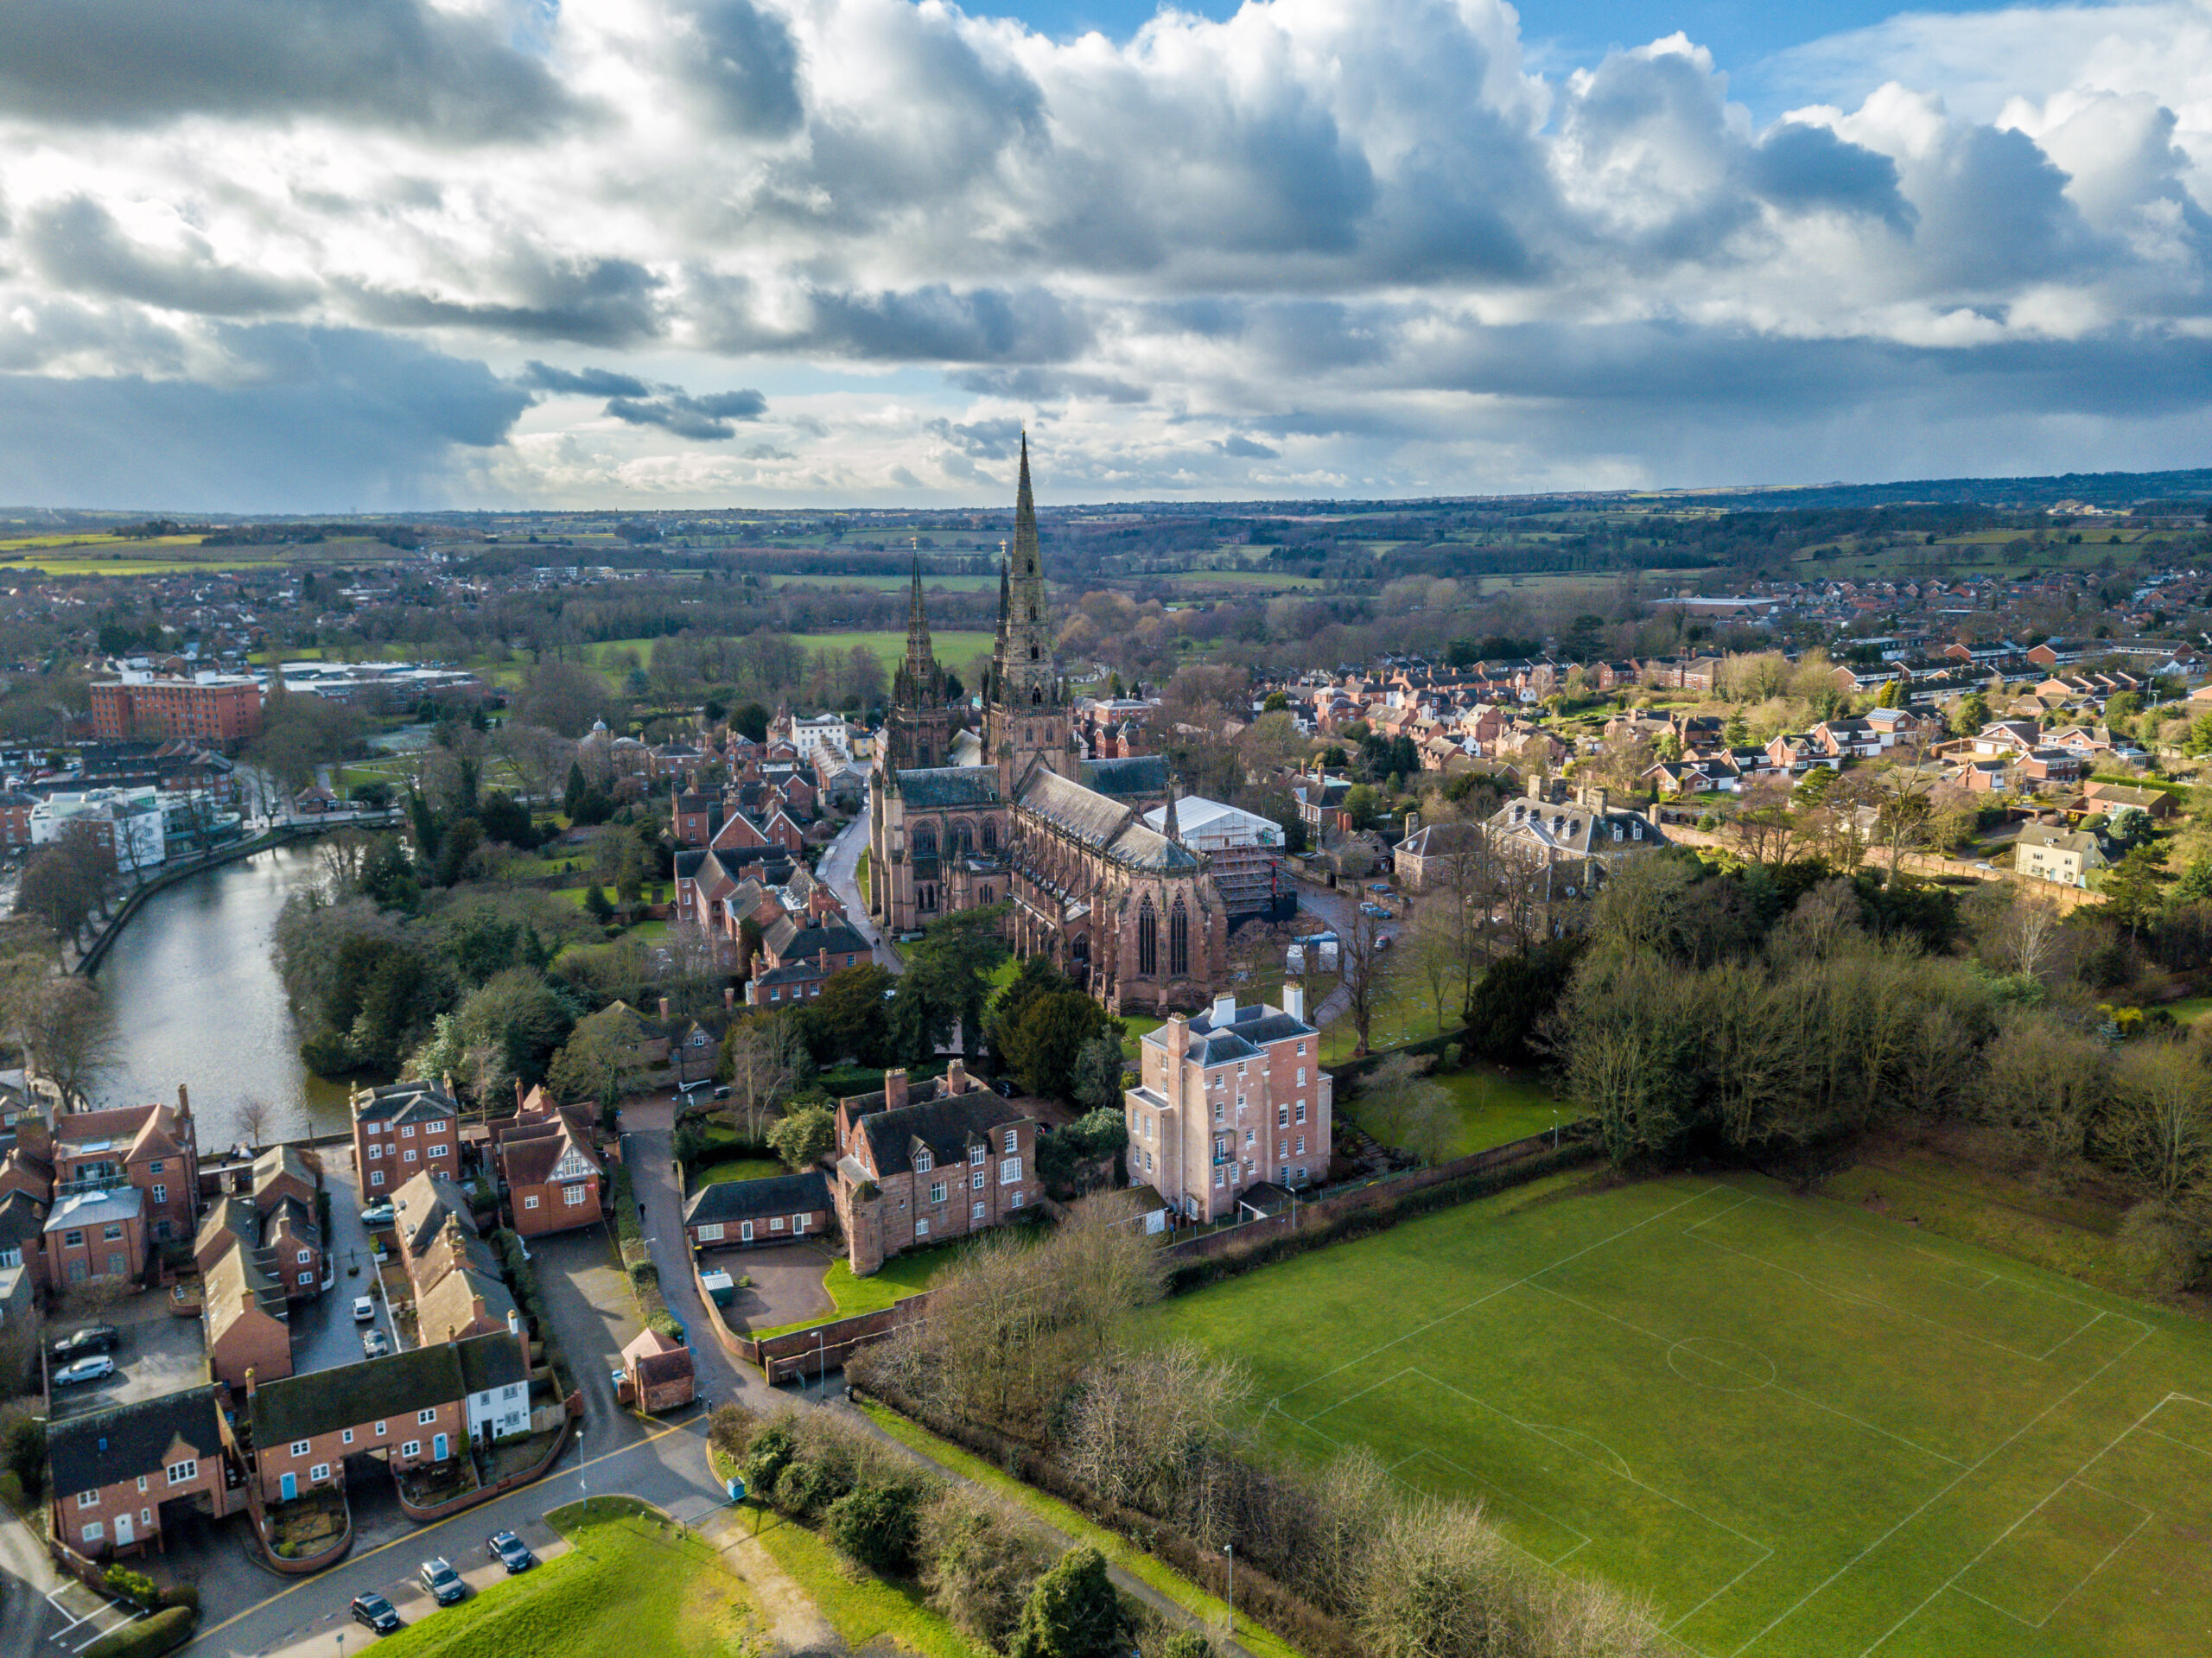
[82,1606,194,1658]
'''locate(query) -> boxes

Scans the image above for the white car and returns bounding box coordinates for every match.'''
[353,1295,377,1324]
[54,1355,115,1387]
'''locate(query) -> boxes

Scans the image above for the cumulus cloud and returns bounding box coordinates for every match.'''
[0,0,584,141]
[0,0,2208,507]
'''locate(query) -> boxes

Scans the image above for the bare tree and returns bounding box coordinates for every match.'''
[1336,900,1390,1058]
[1729,777,1808,867]
[1357,1052,1455,1163]
[315,829,373,896]
[2108,1043,2212,1203]
[716,1014,798,1140]
[17,975,115,1110]
[234,1094,275,1152]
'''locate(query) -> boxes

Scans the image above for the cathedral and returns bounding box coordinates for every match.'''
[868,436,1230,1013]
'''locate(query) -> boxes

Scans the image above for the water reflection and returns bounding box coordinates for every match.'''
[92,844,352,1147]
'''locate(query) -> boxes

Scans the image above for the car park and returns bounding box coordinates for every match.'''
[351,1593,402,1635]
[419,1559,467,1605]
[353,1295,378,1323]
[360,1202,396,1227]
[361,1327,391,1358]
[487,1531,537,1572]
[53,1355,115,1387]
[50,1325,120,1362]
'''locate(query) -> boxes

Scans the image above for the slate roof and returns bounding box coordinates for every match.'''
[45,1185,143,1234]
[0,1188,44,1250]
[895,766,1004,809]
[499,1121,600,1189]
[763,916,870,962]
[852,1093,1028,1178]
[1018,768,1134,848]
[48,1384,226,1494]
[1083,753,1170,798]
[392,1172,476,1260]
[353,1081,458,1127]
[196,1194,260,1257]
[684,1170,830,1227]
[250,1342,475,1444]
[1104,820,1200,874]
[456,1331,527,1394]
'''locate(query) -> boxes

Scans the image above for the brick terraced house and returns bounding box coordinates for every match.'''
[831,1062,1035,1275]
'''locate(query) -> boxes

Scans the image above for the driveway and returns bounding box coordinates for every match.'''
[524,1226,648,1445]
[48,1290,206,1423]
[289,1153,395,1374]
[702,1241,834,1334]
[620,1107,764,1413]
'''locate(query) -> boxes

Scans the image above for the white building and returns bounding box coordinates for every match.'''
[31,788,166,871]
[790,712,854,765]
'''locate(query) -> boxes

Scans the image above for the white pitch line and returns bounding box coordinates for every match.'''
[1725,1321,2154,1658]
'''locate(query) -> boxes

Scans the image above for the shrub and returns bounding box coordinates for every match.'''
[0,1409,41,1501]
[827,1481,925,1577]
[742,1422,797,1500]
[773,1458,836,1521]
[921,1489,1052,1655]
[104,1566,160,1610]
[156,1585,200,1615]
[1011,1546,1122,1658]
[1155,1636,1217,1658]
[82,1605,194,1658]
[708,1401,757,1469]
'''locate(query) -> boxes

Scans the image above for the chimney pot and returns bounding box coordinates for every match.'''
[884,1068,909,1110]
[658,995,671,1022]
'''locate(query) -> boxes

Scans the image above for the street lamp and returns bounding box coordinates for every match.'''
[814,1329,826,1401]
[1223,1541,1233,1635]
[575,1423,588,1508]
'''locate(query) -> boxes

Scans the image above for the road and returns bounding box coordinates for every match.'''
[817,806,897,971]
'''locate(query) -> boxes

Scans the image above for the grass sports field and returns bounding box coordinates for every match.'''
[1138,1171,2212,1658]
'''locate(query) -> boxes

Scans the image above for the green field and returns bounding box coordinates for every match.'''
[375,1496,759,1657]
[1136,1172,2212,1658]
[770,573,1001,592]
[803,630,998,673]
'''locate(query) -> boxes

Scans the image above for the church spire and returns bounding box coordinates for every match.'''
[1162,779,1181,845]
[1014,429,1038,579]
[899,550,937,704]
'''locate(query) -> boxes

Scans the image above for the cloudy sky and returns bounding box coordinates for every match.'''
[0,0,2206,511]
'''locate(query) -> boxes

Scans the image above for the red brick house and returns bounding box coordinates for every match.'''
[746,916,873,1008]
[204,1243,292,1390]
[495,1091,604,1237]
[683,1169,831,1250]
[247,1340,485,1502]
[43,1187,149,1289]
[350,1080,461,1197]
[620,1328,696,1413]
[831,1064,1036,1275]
[48,1386,240,1558]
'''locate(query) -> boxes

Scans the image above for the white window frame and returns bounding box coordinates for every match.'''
[290,1440,310,1458]
[341,1430,354,1446]
[791,1213,807,1233]
[1001,1129,1017,1153]
[310,1463,330,1483]
[524,1193,540,1209]
[402,1440,421,1458]
[417,1408,437,1425]
[1000,1157,1020,1185]
[930,1180,946,1206]
[971,1200,986,1221]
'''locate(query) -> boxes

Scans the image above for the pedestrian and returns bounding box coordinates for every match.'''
[639,1200,647,1223]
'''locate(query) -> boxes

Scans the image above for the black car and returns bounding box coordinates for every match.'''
[50,1325,120,1362]
[351,1593,401,1635]
[486,1531,536,1573]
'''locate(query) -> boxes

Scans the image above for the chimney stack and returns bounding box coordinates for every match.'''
[946,1058,968,1095]
[1282,984,1306,1024]
[176,1083,191,1120]
[723,986,734,1009]
[884,1068,909,1111]
[658,995,671,1022]
[1211,993,1236,1027]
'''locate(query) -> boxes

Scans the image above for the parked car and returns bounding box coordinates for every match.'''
[419,1559,467,1605]
[360,1202,396,1228]
[712,1084,731,1100]
[351,1593,402,1635]
[486,1532,537,1573]
[361,1327,391,1359]
[1368,882,1393,893]
[50,1325,120,1362]
[53,1355,115,1387]
[353,1296,378,1324]
[1360,902,1390,918]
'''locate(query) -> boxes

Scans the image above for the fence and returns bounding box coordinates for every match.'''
[1162,1120,1597,1262]
[688,1247,929,1383]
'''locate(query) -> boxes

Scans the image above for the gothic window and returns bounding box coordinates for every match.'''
[1029,645,1039,660]
[982,819,998,853]
[953,823,973,857]
[1032,688,1042,704]
[1170,900,1189,977]
[913,826,937,860]
[1138,898,1158,976]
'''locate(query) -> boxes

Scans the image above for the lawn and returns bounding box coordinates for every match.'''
[801,630,997,674]
[750,1508,988,1658]
[374,1496,760,1657]
[858,1402,1307,1658]
[1337,1067,1566,1159]
[696,1158,786,1188]
[1132,1171,2212,1658]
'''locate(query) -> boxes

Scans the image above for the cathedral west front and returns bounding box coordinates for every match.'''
[868,435,1230,1013]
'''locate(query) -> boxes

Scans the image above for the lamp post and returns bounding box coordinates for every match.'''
[815,1329,827,1401]
[1223,1541,1233,1635]
[575,1423,588,1509]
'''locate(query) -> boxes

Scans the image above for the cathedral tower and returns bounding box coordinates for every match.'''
[985,433,1075,795]
[883,554,954,772]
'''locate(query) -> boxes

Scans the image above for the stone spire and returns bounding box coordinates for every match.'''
[1162,779,1181,844]
[895,551,940,709]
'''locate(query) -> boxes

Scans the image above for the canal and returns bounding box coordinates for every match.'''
[91,842,353,1149]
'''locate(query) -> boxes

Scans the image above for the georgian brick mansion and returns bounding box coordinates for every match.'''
[868,437,1230,1013]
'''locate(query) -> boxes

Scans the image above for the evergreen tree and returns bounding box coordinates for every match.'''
[1009,1547,1121,1658]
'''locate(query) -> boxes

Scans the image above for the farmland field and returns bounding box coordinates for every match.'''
[1136,1171,2212,1658]
[799,629,997,671]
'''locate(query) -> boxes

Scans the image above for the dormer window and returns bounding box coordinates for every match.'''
[913,1149,933,1172]
[969,1145,986,1166]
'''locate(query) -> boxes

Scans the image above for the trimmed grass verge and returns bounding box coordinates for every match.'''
[374,1496,760,1657]
[858,1401,1306,1658]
